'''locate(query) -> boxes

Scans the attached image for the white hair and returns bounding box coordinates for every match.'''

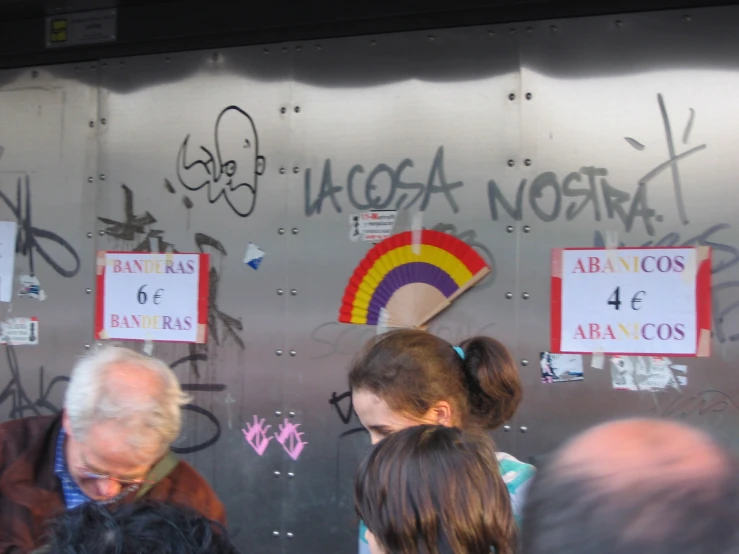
[64,346,191,453]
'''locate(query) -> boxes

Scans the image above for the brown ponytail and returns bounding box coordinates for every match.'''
[349,329,522,431]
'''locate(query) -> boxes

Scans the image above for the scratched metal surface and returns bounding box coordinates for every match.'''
[1,4,739,554]
[0,65,96,427]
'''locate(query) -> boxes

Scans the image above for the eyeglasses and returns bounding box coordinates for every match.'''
[76,467,156,488]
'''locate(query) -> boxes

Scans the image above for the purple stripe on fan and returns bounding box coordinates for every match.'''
[366,263,459,325]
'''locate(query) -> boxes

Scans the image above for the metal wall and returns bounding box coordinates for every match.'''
[2,5,739,553]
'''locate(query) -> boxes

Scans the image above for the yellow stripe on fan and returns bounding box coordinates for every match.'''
[350,245,473,321]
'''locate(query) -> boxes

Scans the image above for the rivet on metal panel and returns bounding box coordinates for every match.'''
[275,411,282,417]
[503,425,511,432]
[272,531,280,538]
[683,14,692,22]
[75,66,80,72]
[290,289,297,296]
[88,177,94,183]
[526,27,533,33]
[278,228,285,235]
[294,106,301,113]
[287,472,295,478]
[280,107,286,114]
[506,226,514,233]
[84,344,91,350]
[523,225,531,233]
[277,289,284,295]
[281,46,288,53]
[369,39,377,46]
[286,533,294,539]
[279,168,286,175]
[507,160,515,167]
[505,292,513,299]
[508,93,515,101]
[89,121,94,128]
[101,118,106,125]
[31,70,38,78]
[288,411,296,417]
[212,52,219,61]
[85,288,92,294]
[292,228,298,235]
[509,28,516,34]
[295,45,302,52]
[119,61,125,67]
[86,232,93,239]
[486,30,494,37]
[315,43,322,50]
[524,159,532,166]
[520,426,528,433]
[615,19,623,28]
[550,24,558,32]
[101,62,107,68]
[521,359,529,366]
[99,230,105,237]
[276,350,283,356]
[263,48,269,55]
[427,35,435,42]
[293,167,299,174]
[274,471,281,477]
[99,174,106,181]
[526,93,533,100]
[522,292,530,300]
[165,56,171,62]
[289,350,296,357]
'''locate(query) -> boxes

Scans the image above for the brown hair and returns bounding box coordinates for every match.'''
[355,425,517,554]
[348,329,522,430]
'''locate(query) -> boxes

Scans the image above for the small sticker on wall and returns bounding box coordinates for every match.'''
[0,317,39,345]
[349,210,398,242]
[540,352,584,383]
[610,356,687,391]
[18,274,46,301]
[243,243,265,270]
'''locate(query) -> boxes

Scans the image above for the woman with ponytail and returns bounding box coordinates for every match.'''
[349,329,534,553]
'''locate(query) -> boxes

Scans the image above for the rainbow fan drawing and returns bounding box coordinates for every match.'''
[338,230,491,328]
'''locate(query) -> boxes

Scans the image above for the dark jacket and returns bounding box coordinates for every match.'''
[0,415,226,554]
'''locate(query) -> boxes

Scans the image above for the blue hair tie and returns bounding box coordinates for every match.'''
[453,346,465,360]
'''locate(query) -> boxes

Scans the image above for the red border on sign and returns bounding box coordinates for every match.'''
[550,246,712,357]
[94,252,210,344]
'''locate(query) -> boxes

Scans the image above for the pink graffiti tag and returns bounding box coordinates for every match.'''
[274,419,308,460]
[242,415,273,456]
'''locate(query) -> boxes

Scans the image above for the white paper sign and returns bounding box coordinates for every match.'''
[0,317,39,345]
[349,211,397,242]
[0,222,17,302]
[551,247,711,356]
[95,252,209,343]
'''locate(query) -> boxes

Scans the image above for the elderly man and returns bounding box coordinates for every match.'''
[0,346,225,553]
[521,418,739,554]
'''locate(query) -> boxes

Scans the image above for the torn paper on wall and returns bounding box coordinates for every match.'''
[17,274,46,301]
[0,221,17,302]
[0,317,39,345]
[243,242,265,270]
[610,356,687,391]
[349,210,398,242]
[540,352,584,383]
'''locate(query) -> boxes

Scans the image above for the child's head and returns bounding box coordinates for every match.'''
[355,425,517,554]
[349,329,521,443]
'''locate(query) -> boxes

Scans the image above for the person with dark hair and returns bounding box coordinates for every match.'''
[349,329,534,553]
[521,418,739,554]
[39,499,240,554]
[355,425,517,554]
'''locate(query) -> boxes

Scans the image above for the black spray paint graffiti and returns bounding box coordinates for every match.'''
[328,391,365,438]
[655,389,739,419]
[176,106,265,218]
[98,185,244,376]
[170,352,227,454]
[594,223,739,343]
[488,95,705,237]
[0,172,80,278]
[0,344,69,420]
[304,146,463,217]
